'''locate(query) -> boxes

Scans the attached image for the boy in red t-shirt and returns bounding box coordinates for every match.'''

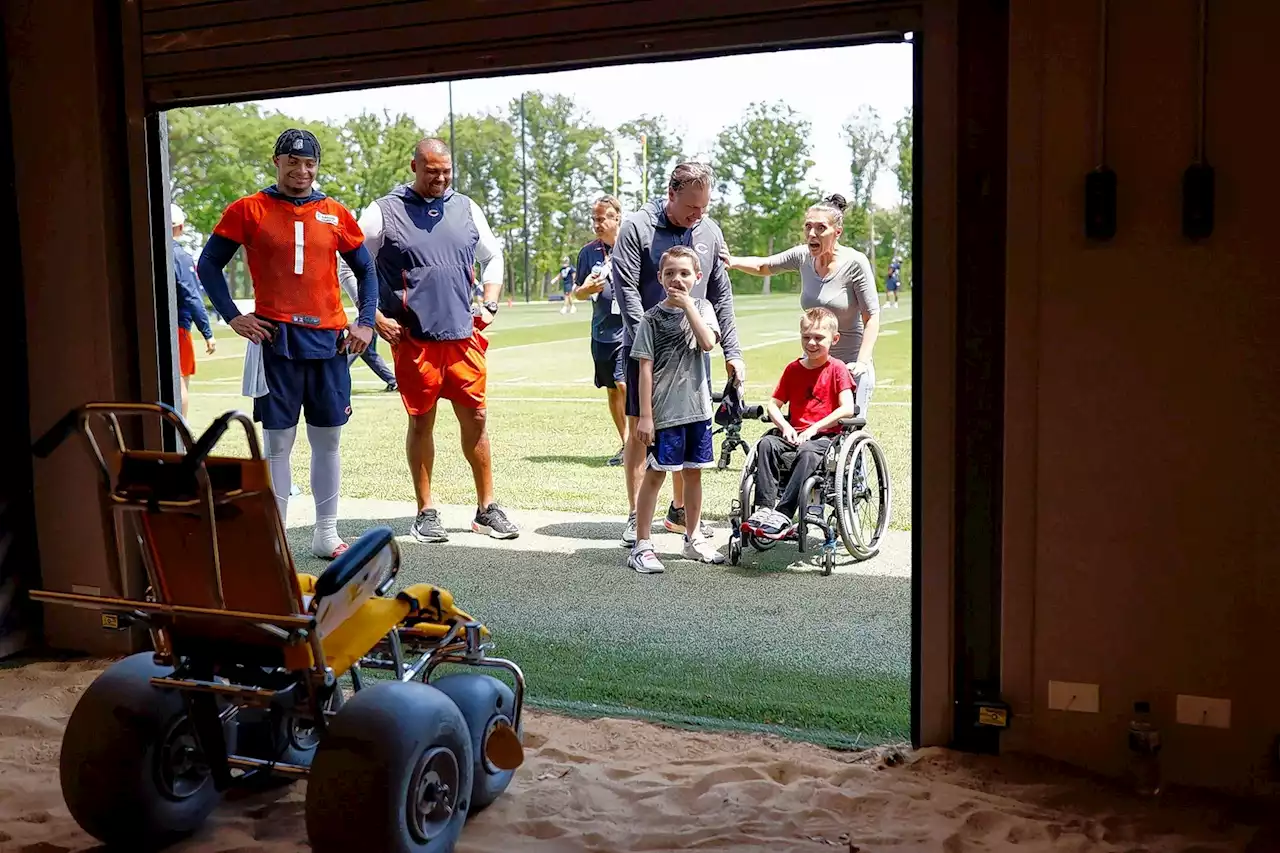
[749,307,857,534]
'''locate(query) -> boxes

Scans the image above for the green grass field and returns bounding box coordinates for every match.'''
[187,291,913,529]
[187,291,914,746]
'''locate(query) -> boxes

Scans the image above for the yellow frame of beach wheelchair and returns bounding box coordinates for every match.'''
[28,402,525,853]
[726,406,892,575]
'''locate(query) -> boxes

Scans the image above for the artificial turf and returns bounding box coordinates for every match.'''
[198,292,915,746]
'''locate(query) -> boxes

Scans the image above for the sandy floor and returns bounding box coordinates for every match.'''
[0,659,1266,853]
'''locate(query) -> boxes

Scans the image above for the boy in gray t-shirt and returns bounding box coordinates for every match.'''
[628,246,724,573]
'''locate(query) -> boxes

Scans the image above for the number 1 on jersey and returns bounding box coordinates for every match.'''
[293,221,305,274]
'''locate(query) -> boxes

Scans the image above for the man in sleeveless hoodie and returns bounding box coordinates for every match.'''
[359,137,519,543]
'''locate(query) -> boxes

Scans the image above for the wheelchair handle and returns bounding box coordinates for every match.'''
[32,402,197,460]
[180,411,263,473]
[180,412,235,474]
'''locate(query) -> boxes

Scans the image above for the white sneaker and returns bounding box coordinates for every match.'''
[620,511,638,547]
[570,305,577,314]
[628,541,665,574]
[682,533,724,564]
[560,307,568,315]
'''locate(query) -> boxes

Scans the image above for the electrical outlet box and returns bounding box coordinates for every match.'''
[1048,681,1100,713]
[1176,695,1231,728]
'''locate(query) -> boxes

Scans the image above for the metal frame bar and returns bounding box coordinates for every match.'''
[27,589,314,630]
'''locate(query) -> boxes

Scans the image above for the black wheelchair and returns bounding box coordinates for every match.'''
[715,396,892,576]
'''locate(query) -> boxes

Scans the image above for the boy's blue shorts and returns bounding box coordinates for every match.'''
[254,347,352,430]
[647,419,714,471]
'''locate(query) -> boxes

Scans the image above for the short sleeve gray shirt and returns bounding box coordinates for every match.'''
[767,245,881,364]
[630,298,721,430]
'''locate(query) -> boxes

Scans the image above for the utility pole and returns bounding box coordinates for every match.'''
[447,80,456,155]
[520,92,530,303]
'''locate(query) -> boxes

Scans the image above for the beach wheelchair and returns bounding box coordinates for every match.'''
[28,402,526,853]
[720,400,891,575]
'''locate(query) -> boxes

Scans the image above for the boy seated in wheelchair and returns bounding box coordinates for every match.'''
[749,307,857,536]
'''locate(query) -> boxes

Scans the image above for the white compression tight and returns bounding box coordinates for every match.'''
[263,425,345,558]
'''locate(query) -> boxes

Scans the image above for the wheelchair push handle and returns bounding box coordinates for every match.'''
[180,412,235,474]
[32,402,197,459]
[712,391,768,423]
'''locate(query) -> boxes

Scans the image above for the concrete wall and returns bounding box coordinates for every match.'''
[1002,0,1280,794]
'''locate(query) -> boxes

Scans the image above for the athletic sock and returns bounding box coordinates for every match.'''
[263,426,297,523]
[307,424,344,557]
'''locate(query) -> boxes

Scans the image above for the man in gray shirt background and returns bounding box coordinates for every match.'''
[613,162,745,546]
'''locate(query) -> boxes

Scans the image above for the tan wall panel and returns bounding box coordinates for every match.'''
[917,0,956,749]
[5,0,145,654]
[1003,0,1280,794]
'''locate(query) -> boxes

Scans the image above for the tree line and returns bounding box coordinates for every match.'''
[167,95,912,299]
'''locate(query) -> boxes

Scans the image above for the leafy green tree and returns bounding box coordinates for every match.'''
[509,92,609,297]
[615,115,685,209]
[335,110,426,214]
[438,112,524,295]
[841,105,892,265]
[713,101,815,294]
[889,106,914,276]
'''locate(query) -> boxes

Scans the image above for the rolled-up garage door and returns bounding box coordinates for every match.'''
[137,0,919,109]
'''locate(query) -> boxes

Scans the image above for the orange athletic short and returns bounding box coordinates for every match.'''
[392,330,489,414]
[177,326,196,377]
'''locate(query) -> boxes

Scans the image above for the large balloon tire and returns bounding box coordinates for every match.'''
[431,673,518,814]
[306,680,473,853]
[60,652,221,849]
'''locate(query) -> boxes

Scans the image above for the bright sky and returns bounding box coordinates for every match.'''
[255,42,913,209]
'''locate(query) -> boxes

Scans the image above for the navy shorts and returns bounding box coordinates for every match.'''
[647,419,714,472]
[254,347,352,430]
[885,279,899,292]
[624,346,710,418]
[591,340,623,389]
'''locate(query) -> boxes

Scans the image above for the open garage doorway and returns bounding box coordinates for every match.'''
[162,41,919,749]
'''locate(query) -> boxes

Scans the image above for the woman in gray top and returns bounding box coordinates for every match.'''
[721,194,882,418]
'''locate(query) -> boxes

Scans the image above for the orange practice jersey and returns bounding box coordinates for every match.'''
[212,192,363,330]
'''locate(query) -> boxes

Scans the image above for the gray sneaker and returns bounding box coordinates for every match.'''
[411,508,448,543]
[620,511,638,547]
[473,503,519,540]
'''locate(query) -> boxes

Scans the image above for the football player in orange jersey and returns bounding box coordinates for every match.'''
[197,129,377,560]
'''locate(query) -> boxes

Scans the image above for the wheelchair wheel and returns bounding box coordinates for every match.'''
[307,680,472,853]
[431,673,517,815]
[728,535,743,565]
[59,652,222,849]
[834,433,892,560]
[738,445,777,552]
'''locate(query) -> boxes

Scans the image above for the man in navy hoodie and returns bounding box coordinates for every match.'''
[612,162,745,547]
